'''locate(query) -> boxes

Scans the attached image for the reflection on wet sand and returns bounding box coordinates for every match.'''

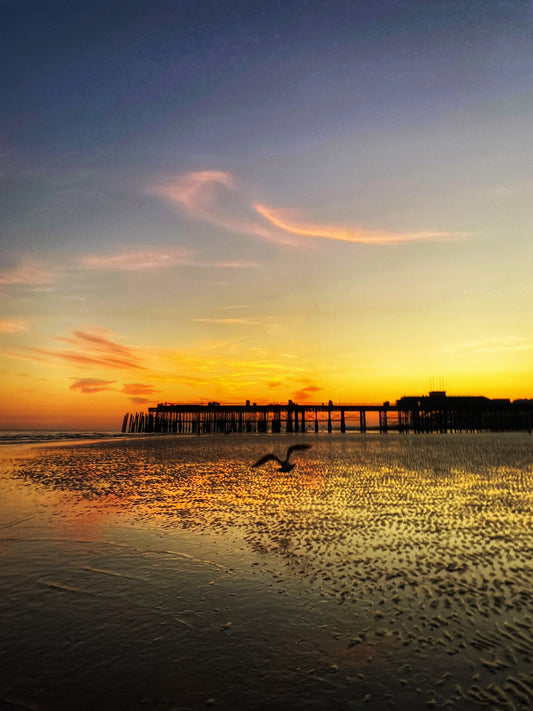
[2,433,533,709]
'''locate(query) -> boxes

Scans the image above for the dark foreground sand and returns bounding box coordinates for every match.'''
[1,433,532,710]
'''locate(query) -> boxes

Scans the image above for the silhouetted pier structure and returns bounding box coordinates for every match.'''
[122,392,533,435]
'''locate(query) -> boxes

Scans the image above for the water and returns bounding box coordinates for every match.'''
[0,430,132,445]
[1,433,532,710]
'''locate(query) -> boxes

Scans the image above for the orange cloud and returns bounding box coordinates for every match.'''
[23,328,145,371]
[0,319,28,333]
[254,204,457,245]
[50,351,144,369]
[66,330,139,359]
[70,378,116,394]
[122,383,157,396]
[1,349,47,363]
[292,385,324,401]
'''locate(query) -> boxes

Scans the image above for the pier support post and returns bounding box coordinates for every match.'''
[286,407,293,433]
[379,409,388,434]
[272,407,281,433]
[258,411,267,433]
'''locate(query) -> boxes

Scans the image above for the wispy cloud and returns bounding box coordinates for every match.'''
[148,170,461,247]
[192,318,260,325]
[445,336,533,356]
[72,379,158,399]
[79,249,192,271]
[61,329,139,357]
[122,383,157,396]
[0,259,54,285]
[0,319,28,333]
[1,349,48,363]
[70,378,116,394]
[254,204,457,245]
[213,261,258,269]
[292,385,324,401]
[18,327,146,371]
[489,182,533,197]
[79,247,258,273]
[150,346,310,397]
[147,170,289,243]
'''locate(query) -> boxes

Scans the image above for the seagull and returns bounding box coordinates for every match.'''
[252,443,312,472]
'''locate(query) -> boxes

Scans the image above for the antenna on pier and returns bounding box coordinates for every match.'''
[429,376,446,395]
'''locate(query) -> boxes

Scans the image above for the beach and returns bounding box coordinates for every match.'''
[1,433,532,710]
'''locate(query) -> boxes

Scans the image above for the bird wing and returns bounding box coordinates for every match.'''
[252,453,281,468]
[287,443,312,459]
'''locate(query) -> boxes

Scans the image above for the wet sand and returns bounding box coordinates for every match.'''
[1,433,532,710]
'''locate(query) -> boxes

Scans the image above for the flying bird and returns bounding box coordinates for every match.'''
[252,443,312,472]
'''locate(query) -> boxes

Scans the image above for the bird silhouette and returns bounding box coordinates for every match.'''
[252,443,312,472]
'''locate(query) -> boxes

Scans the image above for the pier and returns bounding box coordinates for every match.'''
[122,392,533,435]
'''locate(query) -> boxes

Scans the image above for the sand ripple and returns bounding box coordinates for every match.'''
[5,432,533,708]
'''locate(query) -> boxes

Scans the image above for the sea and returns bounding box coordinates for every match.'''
[0,430,132,445]
[1,431,532,710]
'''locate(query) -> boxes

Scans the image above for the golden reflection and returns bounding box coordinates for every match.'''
[5,433,533,707]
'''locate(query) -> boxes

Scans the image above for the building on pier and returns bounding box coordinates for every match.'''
[395,391,533,433]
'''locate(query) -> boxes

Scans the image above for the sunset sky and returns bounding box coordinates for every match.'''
[2,0,533,429]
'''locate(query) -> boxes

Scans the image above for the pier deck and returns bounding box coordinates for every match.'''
[122,393,533,435]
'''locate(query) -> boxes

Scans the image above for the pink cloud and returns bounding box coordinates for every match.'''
[148,169,461,247]
[254,204,458,245]
[147,171,288,243]
[213,261,259,269]
[0,260,53,285]
[79,248,192,271]
[155,170,235,211]
[70,378,116,394]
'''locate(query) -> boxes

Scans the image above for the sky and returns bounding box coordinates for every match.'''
[1,0,533,429]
